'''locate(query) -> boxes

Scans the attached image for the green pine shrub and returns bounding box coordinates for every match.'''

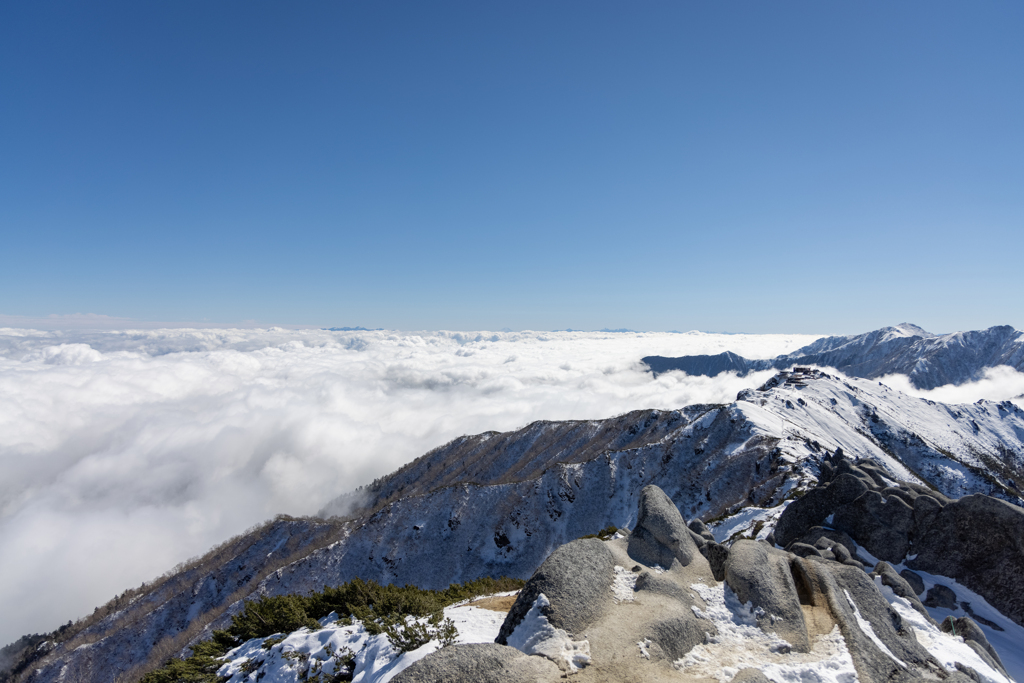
[141,575,524,682]
[228,595,321,641]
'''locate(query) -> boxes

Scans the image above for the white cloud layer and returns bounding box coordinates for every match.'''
[0,326,816,645]
[878,365,1024,410]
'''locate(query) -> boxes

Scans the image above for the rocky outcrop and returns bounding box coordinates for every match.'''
[626,485,701,569]
[910,493,1024,628]
[776,449,1024,628]
[871,561,933,623]
[398,485,1005,683]
[939,617,1009,679]
[725,541,810,652]
[496,538,614,646]
[390,643,561,683]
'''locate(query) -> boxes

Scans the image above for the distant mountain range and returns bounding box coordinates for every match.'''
[643,323,1024,389]
[324,327,384,332]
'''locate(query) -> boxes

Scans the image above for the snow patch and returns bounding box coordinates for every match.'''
[710,504,789,544]
[506,593,591,673]
[874,585,1010,683]
[678,583,857,683]
[612,565,638,602]
[217,597,510,683]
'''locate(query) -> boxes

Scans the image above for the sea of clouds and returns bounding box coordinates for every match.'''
[2,327,1023,646]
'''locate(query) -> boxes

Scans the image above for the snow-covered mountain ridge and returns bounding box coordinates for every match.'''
[643,324,1024,389]
[8,370,1024,683]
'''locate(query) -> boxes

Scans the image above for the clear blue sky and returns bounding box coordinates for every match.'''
[2,1,1022,334]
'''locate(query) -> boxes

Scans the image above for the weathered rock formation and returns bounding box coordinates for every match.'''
[776,449,1024,629]
[396,484,1013,683]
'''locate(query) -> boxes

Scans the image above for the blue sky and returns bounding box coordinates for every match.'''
[2,1,1022,334]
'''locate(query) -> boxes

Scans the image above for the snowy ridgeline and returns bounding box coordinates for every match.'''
[643,323,1024,390]
[211,553,1022,683]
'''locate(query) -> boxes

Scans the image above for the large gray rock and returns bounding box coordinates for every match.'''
[646,613,714,660]
[634,570,696,606]
[909,493,1024,627]
[688,519,710,535]
[774,488,834,548]
[798,559,942,683]
[731,669,773,683]
[789,542,823,559]
[923,584,957,611]
[774,474,870,548]
[627,485,700,569]
[390,643,560,683]
[899,569,925,596]
[724,540,810,652]
[496,538,614,644]
[832,491,914,563]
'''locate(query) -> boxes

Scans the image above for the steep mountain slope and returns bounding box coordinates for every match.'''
[318,404,716,519]
[643,324,1024,389]
[11,371,1024,683]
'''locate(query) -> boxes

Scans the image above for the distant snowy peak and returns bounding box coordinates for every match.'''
[643,324,1023,389]
[791,323,932,355]
[887,322,935,340]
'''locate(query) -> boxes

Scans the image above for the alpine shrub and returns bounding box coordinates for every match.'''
[140,575,524,682]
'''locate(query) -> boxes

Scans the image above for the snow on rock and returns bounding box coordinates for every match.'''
[875,584,1012,683]
[709,503,790,544]
[644,324,1024,390]
[843,590,907,670]
[505,593,591,673]
[871,565,1024,683]
[677,582,857,683]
